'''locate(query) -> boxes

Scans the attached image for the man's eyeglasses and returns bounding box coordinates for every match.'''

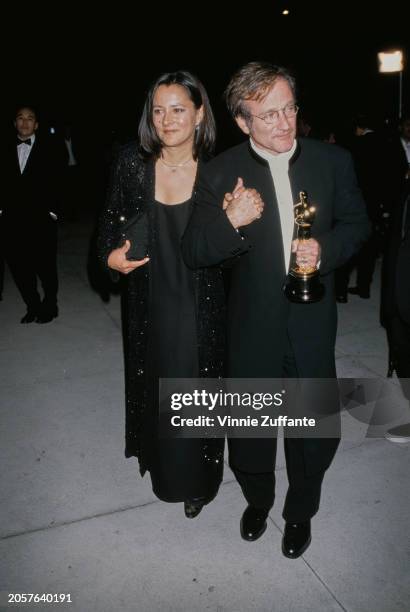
[250,103,299,125]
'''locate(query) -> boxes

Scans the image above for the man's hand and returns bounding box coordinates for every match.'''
[292,238,321,269]
[107,240,149,274]
[224,177,264,229]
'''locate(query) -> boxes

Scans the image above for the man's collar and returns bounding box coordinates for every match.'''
[248,138,300,167]
[17,133,36,145]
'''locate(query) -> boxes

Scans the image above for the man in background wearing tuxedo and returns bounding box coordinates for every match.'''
[1,106,62,323]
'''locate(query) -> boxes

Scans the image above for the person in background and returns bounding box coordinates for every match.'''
[386,113,410,202]
[335,114,388,302]
[382,111,410,443]
[61,123,81,221]
[1,105,62,323]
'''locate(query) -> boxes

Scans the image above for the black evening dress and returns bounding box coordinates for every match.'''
[144,199,222,503]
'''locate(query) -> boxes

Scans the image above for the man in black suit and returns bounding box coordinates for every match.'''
[382,135,410,442]
[335,115,390,301]
[386,114,410,206]
[1,106,61,323]
[182,62,369,558]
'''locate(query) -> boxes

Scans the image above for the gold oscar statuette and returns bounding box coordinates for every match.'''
[284,191,325,303]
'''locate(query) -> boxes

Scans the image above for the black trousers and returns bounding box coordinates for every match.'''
[232,439,325,522]
[387,315,410,400]
[0,252,4,298]
[230,336,333,523]
[335,232,379,296]
[5,223,58,310]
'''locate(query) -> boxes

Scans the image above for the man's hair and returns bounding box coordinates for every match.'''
[15,105,38,121]
[138,70,216,160]
[355,114,374,130]
[224,61,296,120]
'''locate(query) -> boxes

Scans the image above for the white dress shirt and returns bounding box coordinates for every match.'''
[65,138,78,166]
[401,137,410,165]
[17,133,36,173]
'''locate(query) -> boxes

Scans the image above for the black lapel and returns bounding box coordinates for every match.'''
[13,143,21,175]
[289,139,304,204]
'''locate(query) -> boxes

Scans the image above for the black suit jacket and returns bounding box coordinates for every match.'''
[381,182,410,326]
[182,138,369,378]
[2,136,62,234]
[351,132,389,222]
[385,137,409,212]
[182,138,370,473]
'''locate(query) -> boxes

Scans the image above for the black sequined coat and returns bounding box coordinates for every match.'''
[97,143,225,474]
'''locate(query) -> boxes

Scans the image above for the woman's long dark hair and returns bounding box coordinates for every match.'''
[138,70,216,160]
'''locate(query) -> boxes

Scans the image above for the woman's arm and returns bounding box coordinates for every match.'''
[97,149,149,277]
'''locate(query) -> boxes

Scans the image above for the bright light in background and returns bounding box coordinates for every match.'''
[377,50,404,119]
[378,50,403,73]
[282,9,289,15]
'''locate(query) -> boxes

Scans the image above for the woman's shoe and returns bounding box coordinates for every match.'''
[184,498,206,519]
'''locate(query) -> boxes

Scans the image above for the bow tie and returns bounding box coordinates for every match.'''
[17,138,31,146]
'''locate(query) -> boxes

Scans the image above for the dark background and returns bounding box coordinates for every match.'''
[4,2,409,149]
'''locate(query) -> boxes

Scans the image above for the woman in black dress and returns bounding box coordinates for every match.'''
[98,71,225,517]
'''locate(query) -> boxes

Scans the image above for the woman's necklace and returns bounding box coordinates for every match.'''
[159,156,193,173]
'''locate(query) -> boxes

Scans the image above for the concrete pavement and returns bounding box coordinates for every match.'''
[1,217,409,612]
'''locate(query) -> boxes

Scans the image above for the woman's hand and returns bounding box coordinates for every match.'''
[223,177,246,210]
[107,240,149,274]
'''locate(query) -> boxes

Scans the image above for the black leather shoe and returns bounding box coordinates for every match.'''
[21,309,38,323]
[336,294,348,303]
[240,505,269,541]
[282,520,311,558]
[348,287,370,299]
[184,498,206,519]
[36,304,59,324]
